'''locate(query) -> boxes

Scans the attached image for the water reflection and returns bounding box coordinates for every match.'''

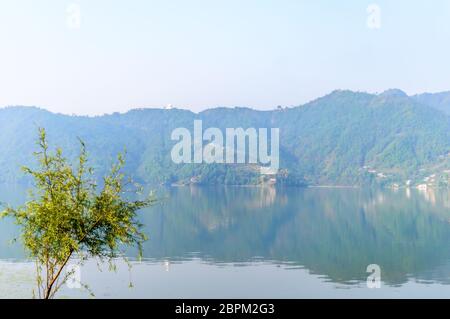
[2,185,450,288]
[136,186,450,286]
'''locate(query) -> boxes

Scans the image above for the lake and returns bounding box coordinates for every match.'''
[1,185,450,298]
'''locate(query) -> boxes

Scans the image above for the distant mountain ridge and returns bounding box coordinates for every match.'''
[0,89,449,187]
[412,91,450,115]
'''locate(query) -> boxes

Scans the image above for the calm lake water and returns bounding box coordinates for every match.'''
[1,185,450,298]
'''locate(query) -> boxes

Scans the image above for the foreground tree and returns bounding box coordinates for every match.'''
[1,128,155,299]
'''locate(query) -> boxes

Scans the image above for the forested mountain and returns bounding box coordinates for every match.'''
[413,91,450,115]
[1,89,449,187]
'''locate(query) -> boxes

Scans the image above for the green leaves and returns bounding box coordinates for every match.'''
[1,128,155,298]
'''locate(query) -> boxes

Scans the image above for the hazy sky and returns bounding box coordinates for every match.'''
[1,0,450,115]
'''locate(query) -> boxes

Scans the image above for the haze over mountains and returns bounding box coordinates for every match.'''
[1,89,450,187]
[413,91,450,115]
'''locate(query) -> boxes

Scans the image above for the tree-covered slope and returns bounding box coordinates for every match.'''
[0,89,449,187]
[413,91,450,115]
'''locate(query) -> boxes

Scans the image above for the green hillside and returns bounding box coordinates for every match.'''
[0,89,449,187]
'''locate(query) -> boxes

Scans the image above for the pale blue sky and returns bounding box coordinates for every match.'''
[1,0,450,115]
